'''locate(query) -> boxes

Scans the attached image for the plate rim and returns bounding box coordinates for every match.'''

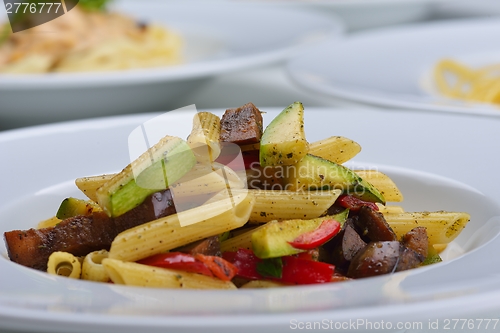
[286,17,500,117]
[2,108,500,332]
[0,2,344,89]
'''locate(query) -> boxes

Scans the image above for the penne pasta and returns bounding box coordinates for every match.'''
[187,112,222,164]
[102,258,236,289]
[247,189,341,223]
[208,188,341,223]
[377,204,405,215]
[309,136,361,164]
[240,280,286,288]
[47,251,82,279]
[108,192,255,262]
[82,250,110,282]
[220,224,265,253]
[75,174,115,202]
[354,170,403,202]
[385,211,470,245]
[169,162,245,200]
[37,216,61,229]
[433,243,447,253]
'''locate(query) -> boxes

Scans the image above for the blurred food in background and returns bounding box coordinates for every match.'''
[434,59,500,105]
[0,2,183,74]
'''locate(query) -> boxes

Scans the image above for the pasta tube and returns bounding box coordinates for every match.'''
[384,211,470,245]
[187,112,221,164]
[102,258,236,289]
[240,280,286,288]
[433,244,447,253]
[208,188,341,224]
[169,163,245,199]
[354,170,403,202]
[37,216,61,229]
[108,192,255,262]
[75,174,115,202]
[220,224,265,253]
[82,250,110,282]
[309,136,361,164]
[47,251,82,279]
[377,204,405,215]
[246,189,341,223]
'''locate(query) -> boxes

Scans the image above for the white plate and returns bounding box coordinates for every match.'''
[0,2,342,128]
[435,0,500,18]
[2,106,500,333]
[287,18,500,116]
[222,0,451,31]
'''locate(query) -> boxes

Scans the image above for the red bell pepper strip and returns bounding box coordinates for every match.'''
[288,219,341,250]
[222,249,262,280]
[137,252,214,277]
[223,249,335,285]
[281,256,335,285]
[337,194,379,211]
[194,253,238,281]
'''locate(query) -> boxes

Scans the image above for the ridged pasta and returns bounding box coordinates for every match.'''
[169,163,245,200]
[37,216,61,229]
[384,211,470,245]
[102,258,236,289]
[187,112,222,164]
[240,280,286,288]
[220,224,264,253]
[47,251,82,279]
[82,250,110,282]
[309,136,361,164]
[354,170,403,202]
[75,174,115,202]
[108,192,255,262]
[246,189,341,223]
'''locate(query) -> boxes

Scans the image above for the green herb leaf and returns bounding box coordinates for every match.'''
[256,257,283,279]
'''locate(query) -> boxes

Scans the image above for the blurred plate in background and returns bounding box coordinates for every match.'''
[434,0,500,19]
[286,18,500,117]
[0,1,342,128]
[220,0,452,31]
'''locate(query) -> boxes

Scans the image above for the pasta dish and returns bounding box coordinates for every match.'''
[0,5,183,73]
[433,59,500,105]
[3,102,470,289]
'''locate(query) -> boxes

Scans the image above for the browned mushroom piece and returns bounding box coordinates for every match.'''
[352,205,397,242]
[395,247,425,272]
[402,226,429,258]
[219,102,263,145]
[174,235,221,257]
[347,241,401,279]
[328,219,367,273]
